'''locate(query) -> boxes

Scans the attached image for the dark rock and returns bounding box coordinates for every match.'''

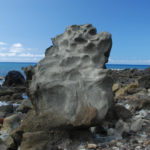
[0,105,13,116]
[22,65,35,90]
[0,95,11,101]
[0,87,15,97]
[3,71,25,87]
[10,93,23,101]
[114,105,132,121]
[106,104,132,121]
[138,75,150,89]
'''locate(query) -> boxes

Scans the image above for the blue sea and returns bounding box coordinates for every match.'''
[0,62,36,77]
[0,62,150,77]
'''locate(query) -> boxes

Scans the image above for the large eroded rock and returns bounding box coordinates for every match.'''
[29,24,113,128]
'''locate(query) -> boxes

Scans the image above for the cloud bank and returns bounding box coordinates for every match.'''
[109,58,150,65]
[0,41,150,64]
[0,41,44,62]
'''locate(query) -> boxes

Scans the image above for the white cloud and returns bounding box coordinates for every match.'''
[19,53,44,57]
[0,42,7,46]
[9,43,24,53]
[0,42,44,62]
[0,47,7,51]
[0,52,16,57]
[108,58,150,65]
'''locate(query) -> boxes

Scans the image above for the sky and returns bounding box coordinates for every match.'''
[0,0,150,64]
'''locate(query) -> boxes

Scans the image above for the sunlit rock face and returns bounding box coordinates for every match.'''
[29,24,113,128]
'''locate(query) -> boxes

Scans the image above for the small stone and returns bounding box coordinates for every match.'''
[0,118,4,124]
[112,83,120,92]
[139,110,148,118]
[131,118,143,132]
[114,104,132,121]
[112,147,120,150]
[147,88,150,93]
[107,128,115,136]
[116,142,122,147]
[115,119,130,137]
[115,82,138,98]
[135,146,141,150]
[143,140,150,145]
[78,145,86,150]
[89,127,96,134]
[109,140,117,146]
[88,143,97,149]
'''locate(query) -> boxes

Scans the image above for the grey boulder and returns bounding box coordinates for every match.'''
[29,24,113,128]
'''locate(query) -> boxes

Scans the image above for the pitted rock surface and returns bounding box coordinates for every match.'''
[29,24,113,128]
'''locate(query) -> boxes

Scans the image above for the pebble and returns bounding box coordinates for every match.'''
[138,110,147,118]
[112,146,120,150]
[135,146,141,150]
[116,142,122,147]
[0,118,4,124]
[87,143,97,149]
[78,145,86,150]
[131,118,143,132]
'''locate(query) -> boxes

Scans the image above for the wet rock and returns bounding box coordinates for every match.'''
[17,99,32,113]
[3,71,25,87]
[28,24,113,128]
[88,143,97,149]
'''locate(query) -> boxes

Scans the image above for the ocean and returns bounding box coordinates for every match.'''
[0,62,36,77]
[0,62,150,77]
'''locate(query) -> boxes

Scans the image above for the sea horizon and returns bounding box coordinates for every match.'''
[1,61,150,66]
[0,61,150,78]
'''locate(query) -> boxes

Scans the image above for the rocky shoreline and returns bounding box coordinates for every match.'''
[0,24,150,150]
[0,68,150,149]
